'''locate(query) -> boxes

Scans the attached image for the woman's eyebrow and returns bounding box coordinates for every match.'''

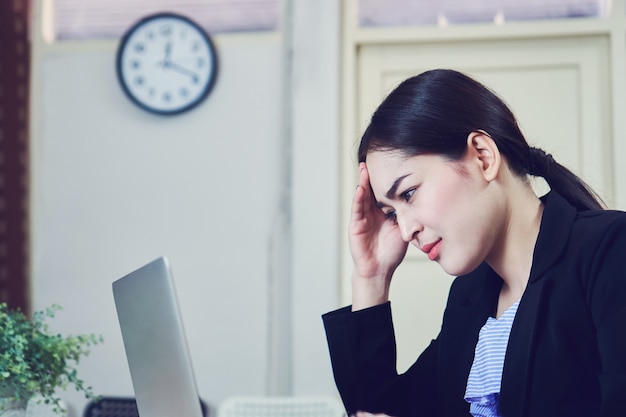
[386,174,410,199]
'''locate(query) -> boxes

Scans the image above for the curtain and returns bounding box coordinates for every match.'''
[0,0,30,312]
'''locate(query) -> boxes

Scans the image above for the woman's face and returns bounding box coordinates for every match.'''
[365,150,505,276]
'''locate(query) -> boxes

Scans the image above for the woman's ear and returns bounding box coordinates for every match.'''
[466,131,501,182]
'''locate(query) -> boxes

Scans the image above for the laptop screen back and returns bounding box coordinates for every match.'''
[113,257,203,417]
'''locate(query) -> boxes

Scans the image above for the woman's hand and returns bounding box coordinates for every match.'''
[350,163,408,310]
[352,412,394,417]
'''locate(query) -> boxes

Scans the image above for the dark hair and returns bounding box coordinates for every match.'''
[358,69,604,211]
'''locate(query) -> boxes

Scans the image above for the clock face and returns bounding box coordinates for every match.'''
[116,13,218,115]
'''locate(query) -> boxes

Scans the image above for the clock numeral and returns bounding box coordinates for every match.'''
[160,25,172,37]
[162,92,172,102]
[180,29,188,40]
[133,43,145,53]
[179,88,189,98]
[148,87,156,97]
[191,41,201,53]
[196,57,205,68]
[146,30,155,40]
[130,60,141,69]
[191,75,200,85]
[134,76,145,86]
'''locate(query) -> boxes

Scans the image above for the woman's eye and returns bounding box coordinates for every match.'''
[383,210,397,224]
[400,188,415,202]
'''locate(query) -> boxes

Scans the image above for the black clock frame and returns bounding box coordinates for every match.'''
[115,12,219,116]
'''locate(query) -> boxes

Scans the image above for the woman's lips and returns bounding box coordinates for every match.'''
[421,239,442,261]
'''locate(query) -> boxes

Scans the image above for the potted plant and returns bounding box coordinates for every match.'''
[0,303,102,415]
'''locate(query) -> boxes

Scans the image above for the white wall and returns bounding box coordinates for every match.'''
[289,0,341,396]
[29,2,342,416]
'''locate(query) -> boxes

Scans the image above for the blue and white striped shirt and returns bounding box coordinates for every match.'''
[464,299,521,417]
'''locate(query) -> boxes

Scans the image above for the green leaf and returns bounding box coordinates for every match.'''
[0,303,103,415]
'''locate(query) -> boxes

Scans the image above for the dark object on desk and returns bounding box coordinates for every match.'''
[83,396,209,417]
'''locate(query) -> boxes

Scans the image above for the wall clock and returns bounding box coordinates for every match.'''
[116,12,219,115]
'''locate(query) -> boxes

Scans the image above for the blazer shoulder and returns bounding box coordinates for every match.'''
[566,210,626,281]
[572,209,626,242]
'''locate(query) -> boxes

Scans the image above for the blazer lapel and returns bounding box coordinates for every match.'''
[499,278,548,416]
[438,266,502,415]
[499,192,577,416]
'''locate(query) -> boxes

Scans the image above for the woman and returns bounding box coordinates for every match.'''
[322,69,626,417]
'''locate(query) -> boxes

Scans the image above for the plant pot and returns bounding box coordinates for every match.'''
[0,397,27,417]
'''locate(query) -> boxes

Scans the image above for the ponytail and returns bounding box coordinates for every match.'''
[526,147,604,211]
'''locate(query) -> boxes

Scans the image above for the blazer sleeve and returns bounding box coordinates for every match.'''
[585,215,626,415]
[322,302,441,417]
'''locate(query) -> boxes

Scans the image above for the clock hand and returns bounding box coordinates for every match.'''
[165,61,199,80]
[165,42,172,60]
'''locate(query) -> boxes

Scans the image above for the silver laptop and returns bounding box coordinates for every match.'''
[112,256,204,417]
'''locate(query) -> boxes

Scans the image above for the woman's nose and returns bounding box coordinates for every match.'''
[397,214,421,243]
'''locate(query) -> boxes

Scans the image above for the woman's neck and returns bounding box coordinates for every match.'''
[487,183,544,311]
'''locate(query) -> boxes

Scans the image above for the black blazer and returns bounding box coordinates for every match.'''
[323,192,626,417]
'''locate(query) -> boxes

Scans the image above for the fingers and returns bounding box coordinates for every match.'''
[358,162,374,207]
[351,412,393,417]
[352,163,374,222]
[358,162,371,193]
[351,180,366,221]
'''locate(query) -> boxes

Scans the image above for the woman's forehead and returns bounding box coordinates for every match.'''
[366,149,409,165]
[366,151,465,191]
[366,150,433,173]
[366,152,424,192]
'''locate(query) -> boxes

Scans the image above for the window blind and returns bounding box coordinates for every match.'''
[54,0,280,40]
[358,0,608,27]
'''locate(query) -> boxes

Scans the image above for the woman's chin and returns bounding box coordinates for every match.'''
[439,258,483,277]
